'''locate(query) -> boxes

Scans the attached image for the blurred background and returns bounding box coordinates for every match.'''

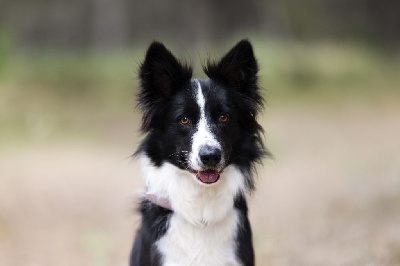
[1,0,400,265]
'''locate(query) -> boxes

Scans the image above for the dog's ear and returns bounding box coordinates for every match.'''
[138,42,192,132]
[204,39,258,91]
[139,42,192,98]
[204,39,263,120]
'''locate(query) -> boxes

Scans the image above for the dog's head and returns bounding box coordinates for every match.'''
[136,40,266,190]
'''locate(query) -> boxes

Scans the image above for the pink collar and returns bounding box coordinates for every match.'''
[146,193,173,211]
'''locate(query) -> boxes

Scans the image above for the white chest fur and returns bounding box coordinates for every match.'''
[141,155,246,266]
[157,210,241,266]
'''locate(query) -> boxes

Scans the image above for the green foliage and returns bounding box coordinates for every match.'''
[0,41,399,146]
[1,41,399,100]
[0,28,15,75]
[251,39,400,101]
[0,49,142,97]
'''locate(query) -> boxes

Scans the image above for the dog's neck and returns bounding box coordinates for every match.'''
[141,155,247,225]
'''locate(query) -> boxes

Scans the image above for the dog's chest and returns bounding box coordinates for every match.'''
[156,210,241,266]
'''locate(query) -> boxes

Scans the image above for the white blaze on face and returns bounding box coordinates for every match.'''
[190,80,221,170]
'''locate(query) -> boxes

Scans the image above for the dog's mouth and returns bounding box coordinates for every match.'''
[196,170,220,184]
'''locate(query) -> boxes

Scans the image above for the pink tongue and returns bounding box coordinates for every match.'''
[198,170,219,183]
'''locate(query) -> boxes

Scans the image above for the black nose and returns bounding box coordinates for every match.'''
[199,146,221,167]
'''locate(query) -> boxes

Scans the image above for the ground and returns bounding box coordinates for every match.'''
[1,98,400,266]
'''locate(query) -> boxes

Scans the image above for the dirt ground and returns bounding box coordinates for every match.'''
[1,101,400,266]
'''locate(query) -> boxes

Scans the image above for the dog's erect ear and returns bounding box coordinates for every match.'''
[204,39,258,91]
[204,39,263,120]
[138,42,192,132]
[139,42,192,98]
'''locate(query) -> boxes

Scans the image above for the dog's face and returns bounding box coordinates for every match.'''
[137,40,265,189]
[163,78,242,184]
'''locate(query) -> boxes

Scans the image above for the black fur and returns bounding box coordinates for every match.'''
[130,200,173,266]
[131,40,267,266]
[234,193,255,265]
[137,42,193,133]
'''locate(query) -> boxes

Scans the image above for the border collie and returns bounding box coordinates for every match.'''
[130,39,267,266]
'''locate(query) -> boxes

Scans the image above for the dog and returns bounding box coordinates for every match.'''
[130,39,267,266]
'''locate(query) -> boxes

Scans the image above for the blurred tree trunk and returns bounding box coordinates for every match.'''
[366,0,400,47]
[0,0,399,49]
[92,0,128,49]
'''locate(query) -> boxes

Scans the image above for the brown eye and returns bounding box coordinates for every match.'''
[219,115,228,123]
[180,117,190,124]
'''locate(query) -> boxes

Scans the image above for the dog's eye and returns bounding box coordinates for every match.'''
[180,117,190,125]
[219,115,229,123]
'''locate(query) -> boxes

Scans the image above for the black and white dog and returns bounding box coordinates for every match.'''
[130,40,267,266]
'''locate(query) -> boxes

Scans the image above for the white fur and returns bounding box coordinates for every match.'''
[141,155,246,266]
[158,209,241,266]
[189,80,223,171]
